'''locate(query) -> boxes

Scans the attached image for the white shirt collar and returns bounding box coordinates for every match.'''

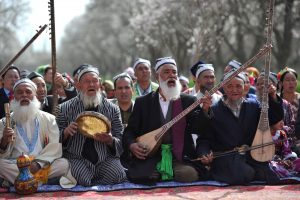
[159,93,170,119]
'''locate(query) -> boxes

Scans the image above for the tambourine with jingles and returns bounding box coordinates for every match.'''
[75,111,111,138]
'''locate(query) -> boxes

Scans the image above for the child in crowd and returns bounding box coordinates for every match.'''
[269,114,300,178]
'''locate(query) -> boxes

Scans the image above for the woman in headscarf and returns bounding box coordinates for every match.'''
[278,67,299,120]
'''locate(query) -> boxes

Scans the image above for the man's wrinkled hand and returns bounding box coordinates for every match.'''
[129,143,148,160]
[93,132,113,146]
[0,127,15,147]
[30,161,41,174]
[54,72,68,87]
[63,122,78,140]
[199,152,213,165]
[268,83,277,100]
[200,91,212,113]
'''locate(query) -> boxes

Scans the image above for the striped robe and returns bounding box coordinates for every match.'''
[56,96,126,186]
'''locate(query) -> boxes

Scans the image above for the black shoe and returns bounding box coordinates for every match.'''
[47,177,60,185]
[0,177,11,188]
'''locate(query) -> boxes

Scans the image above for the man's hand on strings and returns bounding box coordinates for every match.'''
[129,143,148,160]
[199,151,213,165]
[268,83,277,100]
[200,91,212,113]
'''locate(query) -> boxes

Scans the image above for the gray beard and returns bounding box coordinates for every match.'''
[255,91,262,102]
[159,76,182,101]
[79,91,102,109]
[10,97,41,124]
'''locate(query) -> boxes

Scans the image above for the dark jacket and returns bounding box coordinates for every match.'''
[0,88,9,119]
[196,96,283,185]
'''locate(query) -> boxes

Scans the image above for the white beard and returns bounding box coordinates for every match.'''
[10,97,41,124]
[79,91,102,109]
[159,76,182,101]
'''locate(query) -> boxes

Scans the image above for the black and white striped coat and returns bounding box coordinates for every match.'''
[56,96,124,161]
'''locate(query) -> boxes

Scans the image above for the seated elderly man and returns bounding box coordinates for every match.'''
[56,65,126,186]
[123,57,212,184]
[0,79,75,188]
[197,69,283,185]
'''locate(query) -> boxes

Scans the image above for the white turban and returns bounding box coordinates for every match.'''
[223,69,246,83]
[195,64,214,78]
[179,75,189,84]
[154,57,176,72]
[13,78,37,91]
[132,58,151,70]
[228,60,242,69]
[78,67,99,81]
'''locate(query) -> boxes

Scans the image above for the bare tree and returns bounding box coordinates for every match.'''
[59,0,136,77]
[58,0,300,78]
[0,0,29,67]
[216,0,300,72]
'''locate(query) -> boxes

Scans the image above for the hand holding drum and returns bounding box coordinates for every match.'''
[75,111,111,140]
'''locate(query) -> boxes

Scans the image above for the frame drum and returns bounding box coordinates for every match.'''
[75,111,111,138]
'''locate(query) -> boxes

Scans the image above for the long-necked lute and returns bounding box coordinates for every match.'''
[251,0,275,162]
[48,0,58,115]
[190,138,300,162]
[0,25,47,77]
[137,45,272,157]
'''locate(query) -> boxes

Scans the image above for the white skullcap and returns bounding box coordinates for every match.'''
[113,72,133,84]
[13,78,37,91]
[228,60,242,69]
[284,152,298,160]
[195,64,214,78]
[132,58,151,70]
[259,71,278,85]
[78,67,99,81]
[154,57,176,72]
[179,75,189,84]
[223,69,246,83]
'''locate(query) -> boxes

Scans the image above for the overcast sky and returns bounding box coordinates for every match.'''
[19,0,88,51]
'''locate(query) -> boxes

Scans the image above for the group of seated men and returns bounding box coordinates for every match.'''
[0,56,298,188]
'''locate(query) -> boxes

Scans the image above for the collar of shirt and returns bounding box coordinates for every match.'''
[222,97,244,118]
[3,88,10,97]
[159,93,170,119]
[137,83,152,96]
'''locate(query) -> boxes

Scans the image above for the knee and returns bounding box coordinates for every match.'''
[51,158,69,176]
[103,163,126,184]
[111,165,126,180]
[174,165,198,183]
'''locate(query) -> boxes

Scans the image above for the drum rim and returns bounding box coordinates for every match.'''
[75,111,111,137]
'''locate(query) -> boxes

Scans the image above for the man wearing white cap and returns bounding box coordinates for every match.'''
[111,73,135,128]
[179,75,189,92]
[0,79,75,188]
[132,58,158,99]
[224,59,242,73]
[184,60,205,96]
[123,57,212,184]
[0,66,20,119]
[196,69,283,185]
[56,65,126,186]
[195,63,222,104]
